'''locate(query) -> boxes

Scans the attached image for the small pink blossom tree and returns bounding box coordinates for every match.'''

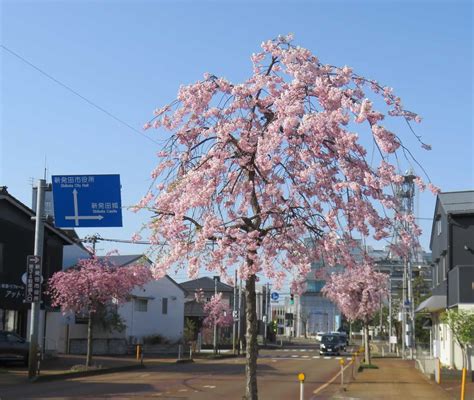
[48,255,152,367]
[195,290,233,353]
[137,35,435,399]
[202,292,234,329]
[322,263,388,364]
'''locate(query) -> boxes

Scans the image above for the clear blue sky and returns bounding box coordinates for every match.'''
[1,1,472,281]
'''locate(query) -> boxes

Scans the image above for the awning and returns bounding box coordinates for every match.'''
[415,295,447,313]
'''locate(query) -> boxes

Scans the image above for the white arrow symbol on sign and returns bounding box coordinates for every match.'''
[73,189,79,224]
[64,189,104,226]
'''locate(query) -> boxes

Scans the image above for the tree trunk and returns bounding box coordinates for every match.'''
[467,347,472,374]
[86,311,93,368]
[244,274,258,400]
[364,322,371,365]
[349,322,352,345]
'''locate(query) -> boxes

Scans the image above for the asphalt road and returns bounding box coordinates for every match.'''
[0,344,355,399]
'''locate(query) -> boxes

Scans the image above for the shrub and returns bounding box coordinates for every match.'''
[143,334,169,345]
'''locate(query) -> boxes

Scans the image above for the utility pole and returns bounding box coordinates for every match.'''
[233,269,237,354]
[28,179,46,379]
[213,276,218,355]
[388,275,392,352]
[237,278,242,354]
[402,258,407,359]
[264,282,269,345]
[407,259,414,359]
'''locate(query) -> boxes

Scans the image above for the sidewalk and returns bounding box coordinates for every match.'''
[333,358,453,399]
[439,373,474,400]
[0,354,173,387]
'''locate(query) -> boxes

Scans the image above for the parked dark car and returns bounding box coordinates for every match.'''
[0,331,29,365]
[319,334,344,355]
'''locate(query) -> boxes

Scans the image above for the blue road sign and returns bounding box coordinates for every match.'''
[271,292,279,301]
[52,174,123,228]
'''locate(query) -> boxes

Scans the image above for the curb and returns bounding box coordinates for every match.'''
[31,363,146,383]
[176,359,194,364]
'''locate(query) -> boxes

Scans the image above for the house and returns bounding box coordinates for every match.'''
[46,255,187,354]
[0,186,76,342]
[180,276,235,344]
[416,191,474,369]
[180,276,234,317]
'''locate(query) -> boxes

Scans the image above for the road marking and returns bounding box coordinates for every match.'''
[203,385,216,389]
[178,389,188,392]
[302,355,309,358]
[312,356,320,359]
[347,357,352,360]
[313,359,353,395]
[284,349,289,352]
[336,357,342,360]
[291,355,299,358]
[300,349,306,352]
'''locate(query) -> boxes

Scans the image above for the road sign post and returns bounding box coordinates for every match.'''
[28,179,46,379]
[52,175,123,228]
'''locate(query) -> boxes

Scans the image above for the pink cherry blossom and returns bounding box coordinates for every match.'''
[137,35,437,398]
[322,263,388,323]
[200,292,234,329]
[48,254,152,315]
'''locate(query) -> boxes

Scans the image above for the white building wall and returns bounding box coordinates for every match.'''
[433,304,474,370]
[120,277,185,343]
[298,294,340,337]
[42,276,185,353]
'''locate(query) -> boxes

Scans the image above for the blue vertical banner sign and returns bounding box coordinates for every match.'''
[51,174,123,228]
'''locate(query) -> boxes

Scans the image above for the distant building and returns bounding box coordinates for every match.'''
[416,190,474,369]
[271,304,286,335]
[298,239,432,338]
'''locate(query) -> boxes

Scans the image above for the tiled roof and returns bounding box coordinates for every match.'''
[438,191,474,214]
[180,276,234,292]
[184,300,206,317]
[97,254,146,267]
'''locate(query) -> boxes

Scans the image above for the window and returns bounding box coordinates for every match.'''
[437,219,442,236]
[442,256,446,280]
[162,298,168,314]
[134,299,148,312]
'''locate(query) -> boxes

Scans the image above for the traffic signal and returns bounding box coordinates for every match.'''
[290,293,294,305]
[272,320,277,333]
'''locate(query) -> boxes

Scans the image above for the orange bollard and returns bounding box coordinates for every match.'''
[460,367,466,400]
[136,344,141,360]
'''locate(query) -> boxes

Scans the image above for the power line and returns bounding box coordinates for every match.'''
[1,44,161,146]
